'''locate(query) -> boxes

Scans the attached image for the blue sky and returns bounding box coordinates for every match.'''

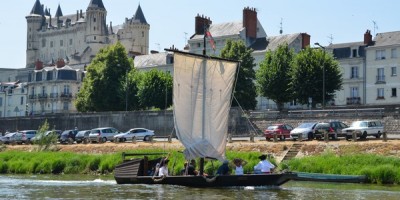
[1,0,399,69]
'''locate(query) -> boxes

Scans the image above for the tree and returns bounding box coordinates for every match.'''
[256,43,295,111]
[75,42,135,112]
[220,40,257,110]
[137,69,173,110]
[291,47,342,107]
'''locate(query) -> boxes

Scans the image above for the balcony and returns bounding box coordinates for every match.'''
[376,75,386,84]
[346,97,361,105]
[60,93,73,99]
[29,94,37,99]
[50,93,58,98]
[38,93,48,99]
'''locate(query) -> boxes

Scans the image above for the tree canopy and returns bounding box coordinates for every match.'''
[75,42,135,112]
[256,43,295,111]
[291,47,342,107]
[220,40,257,110]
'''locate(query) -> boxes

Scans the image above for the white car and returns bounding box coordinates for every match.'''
[88,127,120,143]
[342,120,384,140]
[290,122,318,140]
[114,128,154,142]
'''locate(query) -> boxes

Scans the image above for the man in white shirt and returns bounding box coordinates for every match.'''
[254,155,275,174]
[158,159,169,177]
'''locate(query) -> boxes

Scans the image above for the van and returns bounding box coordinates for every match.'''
[342,120,383,140]
[88,127,119,143]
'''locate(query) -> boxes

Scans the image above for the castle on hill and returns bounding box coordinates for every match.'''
[26,0,150,69]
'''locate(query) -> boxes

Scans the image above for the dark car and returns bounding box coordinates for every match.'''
[75,130,91,144]
[264,124,293,141]
[59,130,79,144]
[314,121,349,140]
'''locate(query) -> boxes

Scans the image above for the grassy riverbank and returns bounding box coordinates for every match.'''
[1,149,399,184]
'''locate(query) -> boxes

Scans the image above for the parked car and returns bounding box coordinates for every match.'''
[314,121,349,140]
[264,124,293,141]
[59,130,79,144]
[31,130,62,142]
[0,132,22,144]
[114,128,155,142]
[18,130,37,144]
[290,122,318,140]
[88,127,119,143]
[342,120,384,140]
[75,130,91,144]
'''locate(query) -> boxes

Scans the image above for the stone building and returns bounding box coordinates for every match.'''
[187,7,310,110]
[26,0,150,69]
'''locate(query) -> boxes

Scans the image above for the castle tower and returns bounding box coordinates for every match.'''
[85,0,108,44]
[26,0,45,68]
[120,4,150,55]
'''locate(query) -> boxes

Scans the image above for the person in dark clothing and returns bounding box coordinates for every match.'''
[216,160,230,175]
[181,161,198,175]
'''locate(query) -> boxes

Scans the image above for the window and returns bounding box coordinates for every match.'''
[21,87,25,93]
[20,97,24,105]
[94,18,96,22]
[50,41,54,48]
[60,40,63,47]
[0,97,2,106]
[392,67,397,76]
[351,66,359,78]
[42,86,46,95]
[94,36,96,40]
[392,48,397,58]
[377,88,384,99]
[377,68,385,82]
[142,31,144,37]
[376,50,386,60]
[392,88,397,97]
[197,43,201,48]
[63,102,69,110]
[42,39,46,47]
[352,49,357,57]
[94,26,96,31]
[63,85,70,94]
[350,87,359,97]
[69,39,73,45]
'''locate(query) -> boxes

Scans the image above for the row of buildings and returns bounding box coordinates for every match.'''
[0,0,400,117]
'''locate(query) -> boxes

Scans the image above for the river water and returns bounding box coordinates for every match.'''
[0,175,399,200]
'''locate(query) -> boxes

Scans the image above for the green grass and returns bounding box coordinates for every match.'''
[284,152,400,184]
[1,149,399,184]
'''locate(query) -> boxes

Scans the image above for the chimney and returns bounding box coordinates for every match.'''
[76,10,79,21]
[364,30,373,45]
[35,60,43,70]
[195,14,212,35]
[243,7,257,39]
[80,10,83,18]
[56,59,65,68]
[301,33,311,49]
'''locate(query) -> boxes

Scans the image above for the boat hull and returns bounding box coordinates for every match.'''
[115,173,296,187]
[294,172,367,183]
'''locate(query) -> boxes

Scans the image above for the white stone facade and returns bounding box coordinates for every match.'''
[26,0,149,69]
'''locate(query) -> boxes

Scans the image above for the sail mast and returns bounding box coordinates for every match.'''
[199,21,207,176]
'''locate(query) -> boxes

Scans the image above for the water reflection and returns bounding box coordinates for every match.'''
[0,175,399,200]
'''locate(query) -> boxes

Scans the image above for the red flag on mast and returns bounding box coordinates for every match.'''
[205,30,216,51]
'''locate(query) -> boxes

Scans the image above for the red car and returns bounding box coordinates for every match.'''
[264,124,293,141]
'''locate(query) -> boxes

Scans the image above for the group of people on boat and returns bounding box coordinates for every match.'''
[152,154,275,177]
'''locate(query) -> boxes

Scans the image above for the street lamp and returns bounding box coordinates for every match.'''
[314,42,326,109]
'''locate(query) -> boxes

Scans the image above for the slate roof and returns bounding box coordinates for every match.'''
[55,4,63,17]
[265,33,301,51]
[373,31,400,47]
[191,21,244,40]
[134,52,172,68]
[30,0,44,15]
[133,5,148,25]
[327,41,365,49]
[88,0,105,9]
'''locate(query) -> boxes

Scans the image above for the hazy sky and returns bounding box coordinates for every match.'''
[1,0,399,69]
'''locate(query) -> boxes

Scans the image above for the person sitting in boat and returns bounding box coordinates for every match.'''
[181,161,198,176]
[216,160,231,175]
[254,155,275,174]
[158,159,169,177]
[232,158,248,175]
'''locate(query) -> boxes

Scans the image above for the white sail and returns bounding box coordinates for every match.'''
[173,52,238,161]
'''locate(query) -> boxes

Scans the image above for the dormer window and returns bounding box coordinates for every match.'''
[352,49,357,57]
[94,18,96,22]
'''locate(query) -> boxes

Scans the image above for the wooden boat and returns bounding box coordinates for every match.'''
[294,172,367,183]
[114,153,297,187]
[115,38,296,187]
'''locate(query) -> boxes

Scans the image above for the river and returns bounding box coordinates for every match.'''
[0,175,399,200]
